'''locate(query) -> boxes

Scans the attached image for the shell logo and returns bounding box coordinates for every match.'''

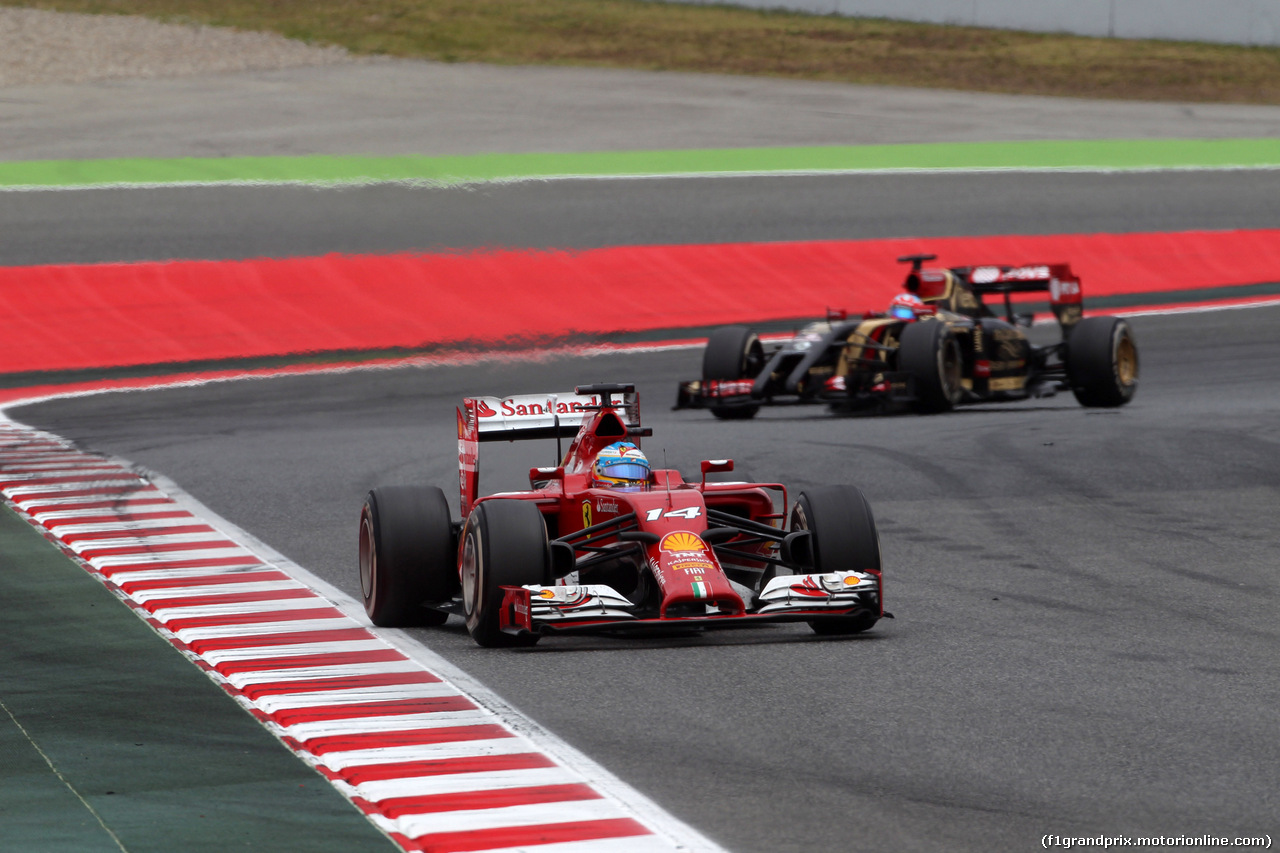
[660,531,705,552]
[843,576,861,586]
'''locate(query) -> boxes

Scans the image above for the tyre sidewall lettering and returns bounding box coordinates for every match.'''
[792,498,814,569]
[1113,321,1135,390]
[791,500,809,532]
[942,333,961,403]
[1112,323,1122,386]
[462,518,483,630]
[359,507,376,604]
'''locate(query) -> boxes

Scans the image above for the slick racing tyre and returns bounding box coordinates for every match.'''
[1067,316,1138,407]
[790,486,882,636]
[702,325,764,420]
[898,321,964,413]
[359,485,457,627]
[461,500,549,648]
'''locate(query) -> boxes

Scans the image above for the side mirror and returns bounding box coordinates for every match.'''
[530,466,564,487]
[782,530,814,569]
[700,459,734,487]
[549,540,576,577]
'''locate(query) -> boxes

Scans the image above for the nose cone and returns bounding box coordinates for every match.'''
[655,531,744,616]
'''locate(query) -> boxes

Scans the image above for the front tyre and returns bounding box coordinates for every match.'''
[790,486,882,636]
[461,500,548,648]
[702,325,763,420]
[898,321,963,413]
[359,485,456,627]
[1067,316,1138,407]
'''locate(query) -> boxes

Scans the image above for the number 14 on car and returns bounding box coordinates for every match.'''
[646,506,701,521]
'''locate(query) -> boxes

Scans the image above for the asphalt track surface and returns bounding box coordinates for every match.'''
[8,181,1279,851]
[12,302,1280,852]
[6,60,1280,852]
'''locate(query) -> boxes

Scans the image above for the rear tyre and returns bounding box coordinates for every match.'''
[702,325,763,420]
[789,486,882,636]
[359,485,456,627]
[898,321,963,413]
[1067,317,1138,407]
[461,500,548,648]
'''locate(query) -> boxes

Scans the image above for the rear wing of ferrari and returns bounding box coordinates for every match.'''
[456,385,641,516]
[963,263,1083,329]
[463,389,639,441]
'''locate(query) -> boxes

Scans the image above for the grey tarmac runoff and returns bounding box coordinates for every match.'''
[3,30,1280,853]
[1,169,1279,267]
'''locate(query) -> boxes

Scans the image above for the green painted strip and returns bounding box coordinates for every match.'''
[2,138,1279,189]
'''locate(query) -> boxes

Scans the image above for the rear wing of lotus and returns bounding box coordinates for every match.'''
[963,263,1083,330]
[456,386,641,516]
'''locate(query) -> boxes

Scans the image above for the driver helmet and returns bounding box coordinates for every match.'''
[592,442,651,490]
[889,292,925,320]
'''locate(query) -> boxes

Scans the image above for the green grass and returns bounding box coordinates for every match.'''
[7,0,1280,104]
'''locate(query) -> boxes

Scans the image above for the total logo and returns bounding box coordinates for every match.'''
[972,265,1050,284]
[971,266,1002,284]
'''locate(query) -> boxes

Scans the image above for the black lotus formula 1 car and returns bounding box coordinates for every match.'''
[676,254,1138,418]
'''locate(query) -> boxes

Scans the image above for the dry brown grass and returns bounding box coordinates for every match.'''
[8,0,1280,103]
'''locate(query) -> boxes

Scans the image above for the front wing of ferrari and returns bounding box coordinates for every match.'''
[499,570,881,636]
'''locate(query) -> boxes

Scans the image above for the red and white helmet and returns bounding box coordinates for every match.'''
[889,292,925,320]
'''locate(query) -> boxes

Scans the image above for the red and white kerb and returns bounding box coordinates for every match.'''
[0,421,709,853]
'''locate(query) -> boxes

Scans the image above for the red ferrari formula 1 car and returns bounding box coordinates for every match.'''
[675,254,1138,418]
[358,384,886,647]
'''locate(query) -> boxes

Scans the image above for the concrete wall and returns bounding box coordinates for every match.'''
[666,0,1280,46]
